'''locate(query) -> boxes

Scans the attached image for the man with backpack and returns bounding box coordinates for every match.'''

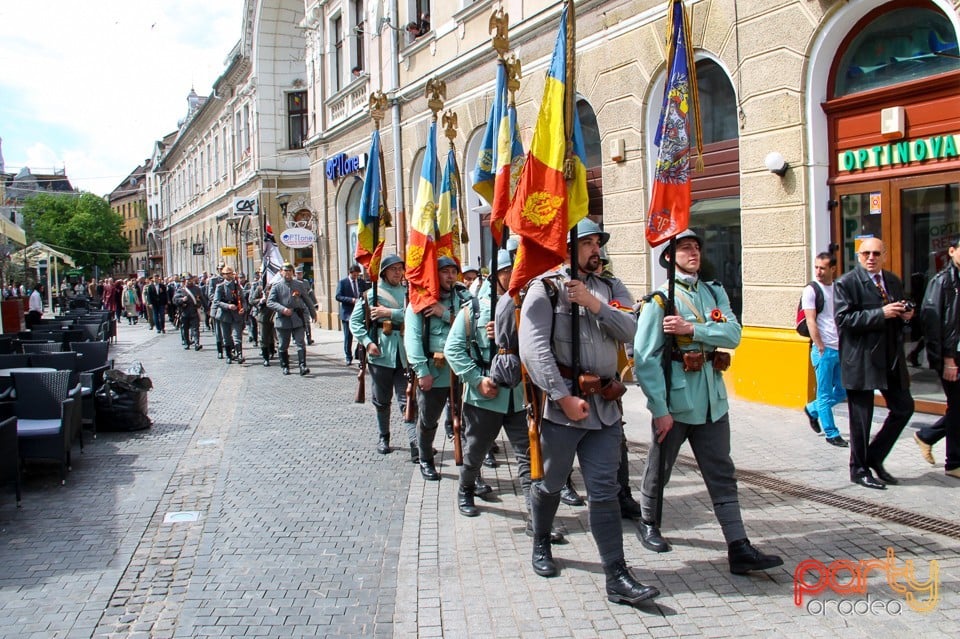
[801,252,848,447]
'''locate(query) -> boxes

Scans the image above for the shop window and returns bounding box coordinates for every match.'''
[576,98,604,222]
[693,59,738,145]
[345,179,362,273]
[834,6,960,97]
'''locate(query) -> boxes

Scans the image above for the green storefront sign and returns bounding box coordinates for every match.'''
[838,134,959,172]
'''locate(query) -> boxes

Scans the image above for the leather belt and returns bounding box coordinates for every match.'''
[670,350,717,362]
[498,348,516,355]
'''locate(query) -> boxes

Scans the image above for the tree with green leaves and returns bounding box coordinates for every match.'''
[21,192,130,272]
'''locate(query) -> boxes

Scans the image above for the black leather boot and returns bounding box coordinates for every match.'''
[235,345,244,364]
[560,476,585,506]
[226,347,235,363]
[298,351,310,376]
[525,520,566,544]
[409,442,420,464]
[637,519,671,553]
[419,459,440,481]
[474,472,493,497]
[530,488,561,577]
[604,560,660,605]
[280,352,290,375]
[728,538,784,575]
[619,486,643,520]
[217,342,224,359]
[376,436,390,455]
[458,485,479,517]
[482,450,498,468]
[262,347,270,367]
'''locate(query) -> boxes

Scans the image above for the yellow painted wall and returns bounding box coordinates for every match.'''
[730,326,815,408]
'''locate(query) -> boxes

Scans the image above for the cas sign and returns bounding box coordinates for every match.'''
[280,228,316,249]
[233,196,259,215]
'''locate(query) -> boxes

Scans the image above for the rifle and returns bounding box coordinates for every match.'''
[514,295,544,480]
[354,296,373,404]
[404,365,418,422]
[450,371,463,465]
[655,238,678,528]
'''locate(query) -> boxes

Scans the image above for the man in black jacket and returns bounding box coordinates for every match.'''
[835,237,915,490]
[919,239,960,479]
[144,274,169,334]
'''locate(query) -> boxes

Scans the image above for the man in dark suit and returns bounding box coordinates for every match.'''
[835,237,915,490]
[335,264,368,364]
[144,274,169,334]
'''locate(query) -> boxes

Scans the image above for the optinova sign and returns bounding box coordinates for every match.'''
[838,134,959,172]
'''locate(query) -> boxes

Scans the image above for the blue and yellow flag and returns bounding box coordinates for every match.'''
[436,147,462,271]
[355,129,385,277]
[406,121,440,313]
[645,0,701,247]
[505,6,588,296]
[472,62,525,245]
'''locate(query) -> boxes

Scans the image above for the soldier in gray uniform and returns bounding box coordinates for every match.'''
[267,262,315,376]
[350,254,415,454]
[295,265,318,345]
[172,273,206,350]
[248,268,276,367]
[207,263,226,358]
[213,265,246,364]
[244,269,259,348]
[404,256,472,481]
[519,218,659,606]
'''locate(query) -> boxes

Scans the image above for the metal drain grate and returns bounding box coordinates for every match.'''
[630,443,960,541]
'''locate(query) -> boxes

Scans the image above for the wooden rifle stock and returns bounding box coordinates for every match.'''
[513,299,543,480]
[450,372,463,466]
[354,347,367,403]
[404,367,418,422]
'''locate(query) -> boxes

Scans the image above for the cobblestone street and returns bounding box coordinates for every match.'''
[0,322,956,638]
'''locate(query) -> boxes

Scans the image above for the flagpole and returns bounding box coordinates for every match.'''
[488,8,512,358]
[563,0,581,394]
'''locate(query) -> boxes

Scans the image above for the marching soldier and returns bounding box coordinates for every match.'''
[172,273,206,351]
[519,219,659,606]
[445,249,537,519]
[404,256,471,480]
[248,268,276,367]
[350,255,416,455]
[207,262,226,358]
[245,269,260,348]
[267,262,315,375]
[295,265,319,345]
[212,265,246,364]
[633,229,782,575]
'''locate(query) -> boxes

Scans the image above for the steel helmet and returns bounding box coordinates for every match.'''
[437,256,460,271]
[658,229,703,268]
[570,218,610,247]
[379,254,404,276]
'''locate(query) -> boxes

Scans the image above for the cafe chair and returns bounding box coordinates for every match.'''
[0,416,20,506]
[12,370,75,485]
[69,342,113,437]
[21,342,63,355]
[28,352,84,452]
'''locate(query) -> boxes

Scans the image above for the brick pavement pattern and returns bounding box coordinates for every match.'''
[0,323,956,638]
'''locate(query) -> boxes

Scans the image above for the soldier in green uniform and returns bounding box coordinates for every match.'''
[633,229,783,575]
[404,256,471,481]
[350,255,416,455]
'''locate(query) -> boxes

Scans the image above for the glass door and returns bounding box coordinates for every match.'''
[833,181,891,274]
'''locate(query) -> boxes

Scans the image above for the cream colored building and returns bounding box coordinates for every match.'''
[157,0,311,282]
[303,0,960,412]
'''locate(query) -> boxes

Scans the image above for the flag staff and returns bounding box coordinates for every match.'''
[563,0,581,394]
[487,7,511,350]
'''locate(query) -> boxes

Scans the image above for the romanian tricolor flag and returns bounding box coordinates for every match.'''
[645,0,701,247]
[472,62,525,245]
[505,6,588,297]
[436,148,462,271]
[406,121,440,313]
[355,129,385,278]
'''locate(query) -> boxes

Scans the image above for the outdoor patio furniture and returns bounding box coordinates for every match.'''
[69,342,113,436]
[0,416,21,506]
[12,370,75,484]
[29,353,84,452]
[21,342,63,355]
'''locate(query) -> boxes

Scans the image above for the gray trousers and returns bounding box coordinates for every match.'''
[460,403,529,496]
[539,419,622,502]
[417,386,450,462]
[218,319,243,353]
[369,362,416,444]
[639,413,746,543]
[276,326,306,357]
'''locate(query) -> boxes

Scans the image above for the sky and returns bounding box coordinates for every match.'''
[0,0,243,197]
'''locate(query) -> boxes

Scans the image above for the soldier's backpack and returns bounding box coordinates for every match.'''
[795,281,824,338]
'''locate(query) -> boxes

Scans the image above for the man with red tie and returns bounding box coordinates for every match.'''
[835,237,915,490]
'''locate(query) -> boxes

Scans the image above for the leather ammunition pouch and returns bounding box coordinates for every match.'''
[671,350,731,372]
[432,352,447,368]
[556,364,627,401]
[381,320,393,335]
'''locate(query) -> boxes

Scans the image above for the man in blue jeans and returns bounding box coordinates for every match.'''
[802,252,848,447]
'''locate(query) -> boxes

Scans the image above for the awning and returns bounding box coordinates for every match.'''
[10,241,76,268]
[0,216,26,245]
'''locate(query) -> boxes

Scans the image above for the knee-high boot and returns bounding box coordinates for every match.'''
[280,352,290,375]
[590,500,660,605]
[297,350,310,376]
[530,486,561,577]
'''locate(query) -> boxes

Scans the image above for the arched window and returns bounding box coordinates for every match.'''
[833,5,960,98]
[344,178,363,273]
[576,98,603,221]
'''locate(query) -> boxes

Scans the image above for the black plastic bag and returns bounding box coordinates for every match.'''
[95,361,153,431]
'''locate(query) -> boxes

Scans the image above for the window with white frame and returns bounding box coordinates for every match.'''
[214,135,220,179]
[288,91,308,150]
[199,150,205,190]
[352,0,365,75]
[206,143,212,187]
[331,13,344,93]
[235,112,243,156]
